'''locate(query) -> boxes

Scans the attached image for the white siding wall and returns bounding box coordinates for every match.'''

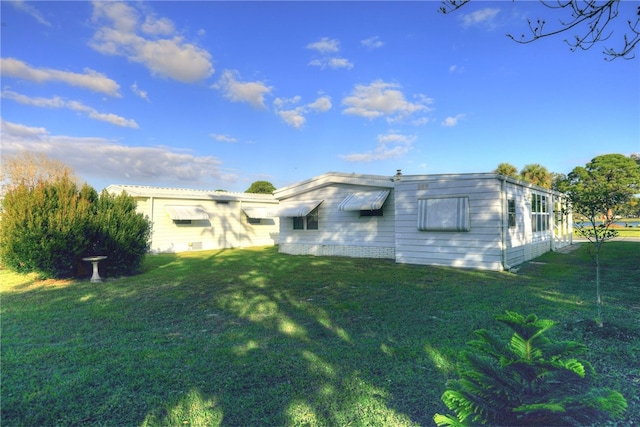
[278,183,395,259]
[505,182,571,267]
[394,176,504,270]
[505,183,529,267]
[136,198,278,253]
[239,203,280,248]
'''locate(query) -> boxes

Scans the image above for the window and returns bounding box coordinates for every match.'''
[360,208,383,217]
[174,219,192,225]
[293,207,319,230]
[417,197,470,232]
[508,199,516,227]
[531,194,549,232]
[247,217,261,225]
[307,208,319,229]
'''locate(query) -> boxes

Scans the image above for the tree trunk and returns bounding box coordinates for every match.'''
[595,242,603,328]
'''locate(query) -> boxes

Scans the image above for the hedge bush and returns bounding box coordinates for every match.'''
[0,176,151,279]
[88,189,152,277]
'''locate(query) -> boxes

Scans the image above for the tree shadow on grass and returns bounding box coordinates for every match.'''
[2,245,638,425]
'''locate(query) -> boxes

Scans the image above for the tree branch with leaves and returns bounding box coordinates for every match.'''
[440,0,640,60]
[558,154,640,327]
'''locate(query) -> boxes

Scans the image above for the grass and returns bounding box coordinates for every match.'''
[2,242,639,426]
[573,218,640,239]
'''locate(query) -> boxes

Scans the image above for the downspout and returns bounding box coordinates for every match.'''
[149,196,155,253]
[500,176,511,271]
[238,200,243,248]
[551,193,557,252]
[568,197,573,245]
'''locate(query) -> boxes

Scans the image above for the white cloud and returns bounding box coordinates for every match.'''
[308,96,332,112]
[307,37,353,70]
[340,132,416,162]
[460,8,500,28]
[9,0,51,26]
[90,1,213,83]
[131,82,150,102]
[141,15,175,36]
[306,37,339,53]
[328,57,354,70]
[1,118,234,186]
[361,36,384,49]
[0,119,47,139]
[273,95,332,129]
[0,58,121,97]
[342,80,432,122]
[277,109,306,129]
[442,114,466,127]
[1,90,139,128]
[213,70,272,109]
[308,57,354,70]
[209,133,237,143]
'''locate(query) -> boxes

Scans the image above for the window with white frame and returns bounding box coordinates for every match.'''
[508,199,516,228]
[531,193,549,232]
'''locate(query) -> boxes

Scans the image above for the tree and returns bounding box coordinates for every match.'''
[0,175,151,279]
[558,153,640,327]
[89,189,152,276]
[0,175,93,278]
[245,180,276,194]
[493,162,518,177]
[439,0,640,60]
[551,172,567,191]
[520,163,552,188]
[0,152,79,194]
[434,311,627,426]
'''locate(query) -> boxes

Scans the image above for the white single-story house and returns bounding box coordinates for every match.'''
[106,185,279,253]
[273,172,396,259]
[273,171,572,271]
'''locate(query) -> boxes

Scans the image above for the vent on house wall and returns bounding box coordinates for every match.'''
[189,242,203,250]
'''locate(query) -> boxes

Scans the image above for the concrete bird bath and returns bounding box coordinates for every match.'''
[82,256,107,283]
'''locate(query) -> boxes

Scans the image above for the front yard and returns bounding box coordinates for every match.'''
[2,242,638,426]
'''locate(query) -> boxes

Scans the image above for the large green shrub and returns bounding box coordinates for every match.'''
[434,311,627,426]
[0,177,151,279]
[87,189,151,276]
[0,176,92,278]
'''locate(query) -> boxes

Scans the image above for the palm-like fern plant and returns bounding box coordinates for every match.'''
[434,311,627,426]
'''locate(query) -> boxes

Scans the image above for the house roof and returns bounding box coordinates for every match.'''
[274,172,395,200]
[106,184,278,203]
[384,172,567,197]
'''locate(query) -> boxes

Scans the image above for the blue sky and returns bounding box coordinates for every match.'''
[2,1,638,192]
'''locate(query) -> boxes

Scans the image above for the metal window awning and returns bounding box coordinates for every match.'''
[265,200,323,217]
[242,207,270,219]
[339,190,390,211]
[165,205,209,221]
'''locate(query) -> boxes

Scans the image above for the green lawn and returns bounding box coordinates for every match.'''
[2,243,639,426]
[573,218,640,238]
